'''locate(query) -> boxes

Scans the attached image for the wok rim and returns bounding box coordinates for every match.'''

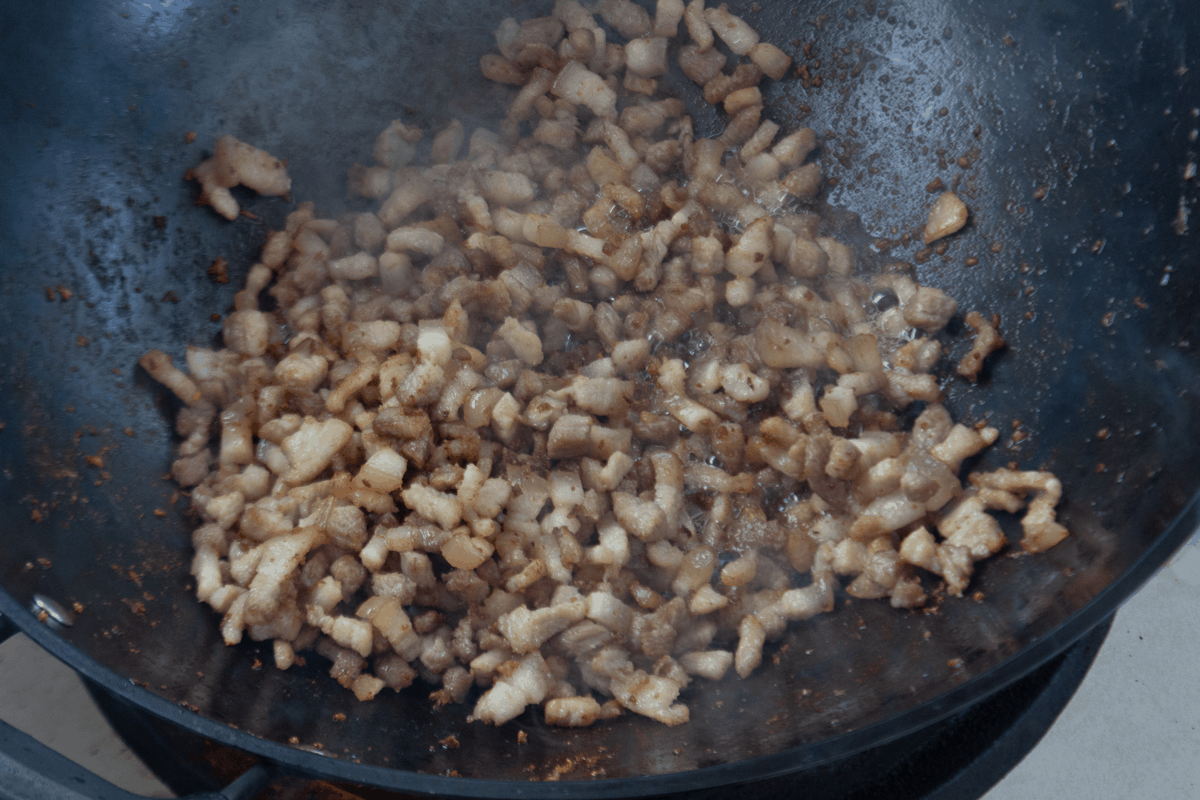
[1,491,1195,798]
[1,0,1196,791]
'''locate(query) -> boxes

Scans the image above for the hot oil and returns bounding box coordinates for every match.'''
[155,1,1013,764]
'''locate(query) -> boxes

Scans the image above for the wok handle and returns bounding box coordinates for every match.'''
[0,613,17,645]
[0,715,273,800]
[0,614,276,800]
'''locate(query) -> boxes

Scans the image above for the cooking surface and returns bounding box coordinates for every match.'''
[1,0,1198,792]
[1,527,1195,799]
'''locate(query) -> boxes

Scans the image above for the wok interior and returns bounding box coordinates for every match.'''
[1,0,1197,785]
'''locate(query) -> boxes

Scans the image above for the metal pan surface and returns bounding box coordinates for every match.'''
[0,0,1197,795]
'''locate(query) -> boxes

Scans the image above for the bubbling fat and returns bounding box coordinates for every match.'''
[145,0,1067,729]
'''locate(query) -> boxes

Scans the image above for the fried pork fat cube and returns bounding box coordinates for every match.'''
[924,191,969,244]
[146,0,1071,733]
[189,135,291,220]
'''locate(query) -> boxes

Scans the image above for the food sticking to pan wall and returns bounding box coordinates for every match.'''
[141,0,1069,729]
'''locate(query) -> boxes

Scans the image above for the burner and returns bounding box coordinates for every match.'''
[82,616,1112,800]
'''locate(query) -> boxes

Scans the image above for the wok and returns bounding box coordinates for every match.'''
[0,0,1197,796]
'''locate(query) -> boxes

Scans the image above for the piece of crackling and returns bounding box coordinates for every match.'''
[139,350,204,407]
[923,192,969,244]
[214,135,291,197]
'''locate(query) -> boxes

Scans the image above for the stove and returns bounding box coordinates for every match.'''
[1,532,1196,800]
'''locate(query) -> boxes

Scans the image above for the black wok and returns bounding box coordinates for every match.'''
[0,0,1197,797]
